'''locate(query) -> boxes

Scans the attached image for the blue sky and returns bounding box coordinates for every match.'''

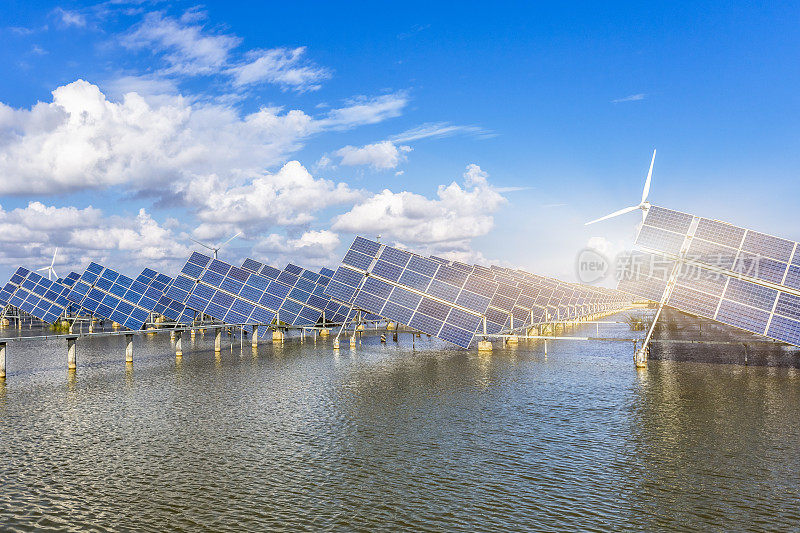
[0,1,798,284]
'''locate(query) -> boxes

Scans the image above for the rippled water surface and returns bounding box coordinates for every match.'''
[1,316,799,531]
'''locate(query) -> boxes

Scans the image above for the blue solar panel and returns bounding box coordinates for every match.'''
[2,270,73,323]
[67,264,173,330]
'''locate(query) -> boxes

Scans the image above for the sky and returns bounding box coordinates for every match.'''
[0,1,798,285]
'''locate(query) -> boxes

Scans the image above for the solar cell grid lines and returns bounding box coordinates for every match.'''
[66,263,174,331]
[2,269,73,324]
[239,260,332,326]
[165,253,283,337]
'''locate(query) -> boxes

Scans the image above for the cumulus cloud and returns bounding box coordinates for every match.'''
[180,161,362,240]
[0,80,408,196]
[228,47,331,92]
[252,230,341,269]
[335,141,411,169]
[0,202,192,276]
[332,164,507,253]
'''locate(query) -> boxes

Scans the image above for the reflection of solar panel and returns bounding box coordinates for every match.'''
[0,267,30,308]
[2,269,73,323]
[325,237,499,348]
[165,252,284,338]
[620,206,800,347]
[240,259,332,326]
[67,264,172,330]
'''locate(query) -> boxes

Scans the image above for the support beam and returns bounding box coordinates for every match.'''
[0,342,6,379]
[272,328,284,342]
[67,336,77,370]
[175,330,183,357]
[252,325,259,348]
[477,340,492,352]
[214,328,222,352]
[125,333,133,364]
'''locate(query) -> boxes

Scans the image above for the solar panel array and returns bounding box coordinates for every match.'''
[66,263,172,331]
[240,259,332,326]
[619,205,800,347]
[164,252,286,338]
[326,237,503,348]
[0,268,73,323]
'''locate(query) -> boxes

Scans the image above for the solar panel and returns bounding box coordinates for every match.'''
[239,260,332,326]
[66,264,172,331]
[0,267,29,308]
[165,252,283,338]
[325,237,498,348]
[628,205,800,347]
[2,269,73,323]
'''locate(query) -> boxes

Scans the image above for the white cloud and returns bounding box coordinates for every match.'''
[332,164,507,253]
[390,121,491,143]
[122,11,241,75]
[228,47,331,92]
[0,80,407,196]
[612,93,646,103]
[180,161,362,240]
[252,230,341,269]
[335,141,411,170]
[54,8,87,28]
[0,202,192,276]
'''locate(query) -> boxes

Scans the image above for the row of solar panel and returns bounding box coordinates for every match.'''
[638,206,800,291]
[618,252,800,346]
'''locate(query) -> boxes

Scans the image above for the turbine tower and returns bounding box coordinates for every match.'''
[37,248,59,281]
[189,232,242,259]
[585,149,656,225]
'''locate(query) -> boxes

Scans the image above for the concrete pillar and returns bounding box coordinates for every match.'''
[67,336,77,370]
[393,330,398,342]
[634,347,648,368]
[252,325,259,348]
[319,328,330,337]
[272,329,284,342]
[1,317,8,327]
[356,324,365,331]
[214,328,222,352]
[0,342,6,379]
[125,334,133,364]
[333,337,340,349]
[68,322,74,334]
[386,322,395,330]
[170,330,175,339]
[175,330,183,357]
[88,320,94,333]
[380,333,386,343]
[506,335,518,345]
[112,321,120,329]
[477,340,492,352]
[190,329,196,339]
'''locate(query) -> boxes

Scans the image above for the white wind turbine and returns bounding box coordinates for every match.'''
[585,149,656,226]
[37,248,60,281]
[189,232,242,259]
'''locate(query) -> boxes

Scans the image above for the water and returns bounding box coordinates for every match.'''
[1,318,799,531]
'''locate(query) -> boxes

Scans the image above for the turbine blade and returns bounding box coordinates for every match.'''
[51,247,58,268]
[36,266,48,271]
[218,231,242,249]
[642,149,656,203]
[584,205,640,226]
[189,237,214,251]
[51,267,59,279]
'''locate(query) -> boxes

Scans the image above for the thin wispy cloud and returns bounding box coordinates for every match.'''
[53,8,87,28]
[612,93,646,103]
[391,122,493,143]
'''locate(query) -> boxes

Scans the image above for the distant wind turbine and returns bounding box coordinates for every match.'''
[37,248,59,281]
[585,149,656,225]
[189,232,242,259]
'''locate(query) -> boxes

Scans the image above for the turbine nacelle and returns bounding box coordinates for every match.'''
[585,150,656,226]
[189,232,242,259]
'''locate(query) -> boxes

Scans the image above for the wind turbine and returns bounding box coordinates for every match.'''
[189,232,242,259]
[585,149,656,226]
[37,248,59,281]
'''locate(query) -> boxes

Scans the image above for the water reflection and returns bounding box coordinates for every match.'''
[0,323,798,531]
